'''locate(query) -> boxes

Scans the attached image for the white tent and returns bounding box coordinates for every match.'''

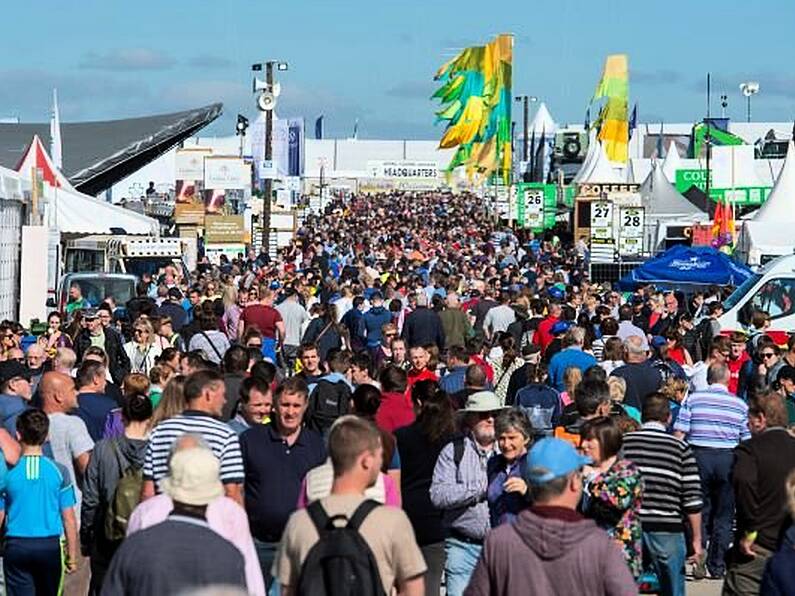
[573,132,622,184]
[528,102,557,136]
[14,136,158,235]
[753,141,795,223]
[734,142,795,265]
[43,185,159,235]
[640,163,704,217]
[661,141,682,183]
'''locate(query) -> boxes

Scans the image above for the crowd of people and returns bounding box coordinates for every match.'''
[0,190,793,595]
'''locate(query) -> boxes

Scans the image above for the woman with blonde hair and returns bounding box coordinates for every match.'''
[148,375,187,430]
[123,317,162,375]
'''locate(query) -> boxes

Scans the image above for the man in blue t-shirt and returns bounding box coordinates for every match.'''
[0,409,78,595]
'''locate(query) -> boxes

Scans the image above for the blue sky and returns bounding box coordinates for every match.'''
[1,0,793,139]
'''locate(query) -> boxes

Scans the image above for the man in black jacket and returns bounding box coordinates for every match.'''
[74,309,130,385]
[725,391,795,594]
[402,292,445,350]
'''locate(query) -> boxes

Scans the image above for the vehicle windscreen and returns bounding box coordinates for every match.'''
[124,258,181,278]
[723,273,761,311]
[70,278,136,307]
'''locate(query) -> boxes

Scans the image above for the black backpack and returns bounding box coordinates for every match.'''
[306,379,352,436]
[296,500,386,596]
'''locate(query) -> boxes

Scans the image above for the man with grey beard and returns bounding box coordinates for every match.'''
[430,391,506,596]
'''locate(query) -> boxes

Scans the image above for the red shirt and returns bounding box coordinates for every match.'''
[240,304,282,339]
[728,352,750,396]
[668,346,687,365]
[533,315,559,351]
[375,391,416,433]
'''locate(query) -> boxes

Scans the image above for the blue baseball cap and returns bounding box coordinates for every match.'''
[550,320,572,336]
[525,438,592,485]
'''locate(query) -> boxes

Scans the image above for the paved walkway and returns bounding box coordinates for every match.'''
[685,578,723,595]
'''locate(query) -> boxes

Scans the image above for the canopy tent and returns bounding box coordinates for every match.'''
[14,136,158,235]
[618,245,752,290]
[0,103,222,196]
[528,102,557,136]
[661,141,682,183]
[640,163,704,217]
[572,132,622,184]
[753,141,795,223]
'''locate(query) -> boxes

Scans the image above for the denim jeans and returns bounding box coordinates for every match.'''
[643,532,686,596]
[694,447,734,576]
[444,537,482,596]
[421,541,446,596]
[253,538,281,596]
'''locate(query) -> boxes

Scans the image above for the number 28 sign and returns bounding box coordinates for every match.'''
[619,207,644,238]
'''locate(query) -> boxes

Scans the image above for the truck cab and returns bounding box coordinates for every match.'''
[720,254,795,341]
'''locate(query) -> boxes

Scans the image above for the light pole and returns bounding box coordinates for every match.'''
[739,82,759,123]
[253,60,288,252]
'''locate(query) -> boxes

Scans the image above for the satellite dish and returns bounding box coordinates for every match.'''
[257,92,276,111]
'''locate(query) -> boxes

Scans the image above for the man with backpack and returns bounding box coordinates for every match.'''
[275,415,426,596]
[430,391,505,596]
[80,394,152,594]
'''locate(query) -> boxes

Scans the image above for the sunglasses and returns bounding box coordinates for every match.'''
[761,352,776,359]
[133,329,148,334]
[384,333,397,338]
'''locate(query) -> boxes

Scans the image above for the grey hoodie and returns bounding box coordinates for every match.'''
[465,508,637,596]
[81,435,148,544]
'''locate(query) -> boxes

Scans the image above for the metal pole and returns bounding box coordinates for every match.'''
[261,61,274,252]
[747,95,751,123]
[522,96,529,163]
[705,73,712,216]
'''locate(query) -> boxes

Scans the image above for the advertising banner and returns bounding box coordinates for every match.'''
[175,148,212,180]
[205,215,245,244]
[674,169,771,206]
[174,202,205,225]
[204,157,248,190]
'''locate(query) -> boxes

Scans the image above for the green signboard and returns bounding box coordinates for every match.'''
[674,169,771,206]
[515,183,556,230]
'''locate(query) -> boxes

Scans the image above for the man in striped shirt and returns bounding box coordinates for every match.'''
[623,393,703,596]
[673,362,750,579]
[141,370,244,505]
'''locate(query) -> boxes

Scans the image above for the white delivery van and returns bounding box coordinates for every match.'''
[720,253,795,342]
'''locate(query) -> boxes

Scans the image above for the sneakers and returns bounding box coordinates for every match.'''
[691,555,707,581]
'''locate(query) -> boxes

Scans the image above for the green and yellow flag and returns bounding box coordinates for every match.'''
[433,34,513,184]
[591,54,629,164]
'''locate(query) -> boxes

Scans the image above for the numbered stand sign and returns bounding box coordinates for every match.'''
[590,201,613,240]
[618,206,644,255]
[523,189,544,229]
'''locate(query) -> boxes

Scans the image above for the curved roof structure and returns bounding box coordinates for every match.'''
[0,103,222,196]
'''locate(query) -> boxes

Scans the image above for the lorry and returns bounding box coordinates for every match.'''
[719,253,795,342]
